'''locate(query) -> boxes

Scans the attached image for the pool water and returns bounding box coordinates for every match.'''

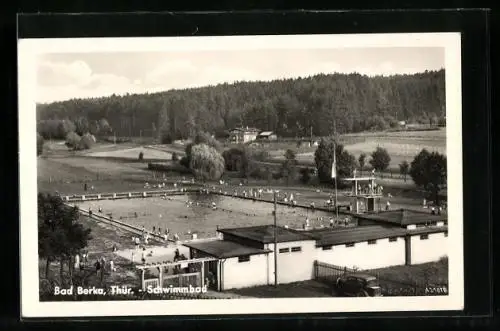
[77,194,339,239]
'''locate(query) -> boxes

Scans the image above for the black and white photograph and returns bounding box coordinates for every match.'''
[19,33,463,317]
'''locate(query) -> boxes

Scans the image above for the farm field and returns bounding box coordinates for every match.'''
[269,129,446,169]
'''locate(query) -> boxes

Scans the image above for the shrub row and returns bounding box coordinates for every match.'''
[147,162,192,174]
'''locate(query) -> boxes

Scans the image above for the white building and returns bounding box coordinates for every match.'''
[183,209,448,291]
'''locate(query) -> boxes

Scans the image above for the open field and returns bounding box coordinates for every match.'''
[87,146,172,160]
[268,129,446,169]
[37,156,168,194]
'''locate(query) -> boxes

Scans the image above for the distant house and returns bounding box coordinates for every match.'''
[228,127,260,144]
[256,131,278,141]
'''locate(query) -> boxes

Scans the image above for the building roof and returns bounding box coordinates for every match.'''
[303,226,408,247]
[258,131,275,136]
[183,240,272,259]
[355,209,447,226]
[218,225,314,244]
[230,127,260,133]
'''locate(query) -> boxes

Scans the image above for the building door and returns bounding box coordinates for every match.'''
[206,260,219,291]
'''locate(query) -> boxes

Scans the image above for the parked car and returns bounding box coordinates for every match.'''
[335,273,383,297]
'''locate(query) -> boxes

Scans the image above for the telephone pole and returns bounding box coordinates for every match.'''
[273,190,278,287]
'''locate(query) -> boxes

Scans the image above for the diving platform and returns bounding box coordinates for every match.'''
[343,174,383,214]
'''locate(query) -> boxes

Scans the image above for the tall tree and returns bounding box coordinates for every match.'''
[369,147,391,172]
[399,160,410,182]
[358,153,367,175]
[189,144,225,181]
[281,149,298,186]
[38,193,92,285]
[409,149,447,208]
[314,138,357,184]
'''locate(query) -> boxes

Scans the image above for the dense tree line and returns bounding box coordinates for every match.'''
[37,70,445,140]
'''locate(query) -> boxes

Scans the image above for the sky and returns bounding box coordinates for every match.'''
[37,47,444,104]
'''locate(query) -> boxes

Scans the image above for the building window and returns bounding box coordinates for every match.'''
[291,246,302,252]
[279,248,289,254]
[420,234,429,240]
[389,237,398,242]
[238,255,250,263]
[322,245,332,250]
[345,243,355,248]
[368,240,377,245]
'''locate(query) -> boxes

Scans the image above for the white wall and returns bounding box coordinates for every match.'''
[410,232,447,264]
[222,253,270,290]
[316,237,406,270]
[265,240,317,284]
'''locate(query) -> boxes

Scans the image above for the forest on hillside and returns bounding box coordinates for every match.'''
[37,70,445,141]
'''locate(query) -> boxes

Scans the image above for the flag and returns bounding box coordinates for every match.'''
[331,151,337,179]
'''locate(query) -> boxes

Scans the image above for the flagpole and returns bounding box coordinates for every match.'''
[333,120,339,219]
[334,160,339,218]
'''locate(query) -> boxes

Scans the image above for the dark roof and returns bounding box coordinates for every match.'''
[218,225,314,244]
[407,225,448,236]
[304,226,408,247]
[183,240,271,259]
[355,209,447,226]
[230,127,260,133]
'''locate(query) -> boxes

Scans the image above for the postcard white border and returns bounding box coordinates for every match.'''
[19,33,463,318]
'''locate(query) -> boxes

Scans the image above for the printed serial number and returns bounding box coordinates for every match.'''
[425,286,448,295]
[385,286,448,296]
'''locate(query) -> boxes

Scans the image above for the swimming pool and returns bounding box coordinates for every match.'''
[76,193,343,239]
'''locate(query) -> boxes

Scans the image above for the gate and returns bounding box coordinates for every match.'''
[314,261,358,283]
[162,272,201,288]
[144,278,160,288]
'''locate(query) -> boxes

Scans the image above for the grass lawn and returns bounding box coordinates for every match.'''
[227,259,448,298]
[370,257,449,286]
[228,280,334,298]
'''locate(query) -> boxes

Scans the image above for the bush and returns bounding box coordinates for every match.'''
[160,132,173,144]
[102,136,131,144]
[138,152,144,161]
[77,133,95,150]
[171,152,179,161]
[252,149,270,161]
[300,168,311,184]
[65,131,81,150]
[179,156,190,168]
[148,162,191,174]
